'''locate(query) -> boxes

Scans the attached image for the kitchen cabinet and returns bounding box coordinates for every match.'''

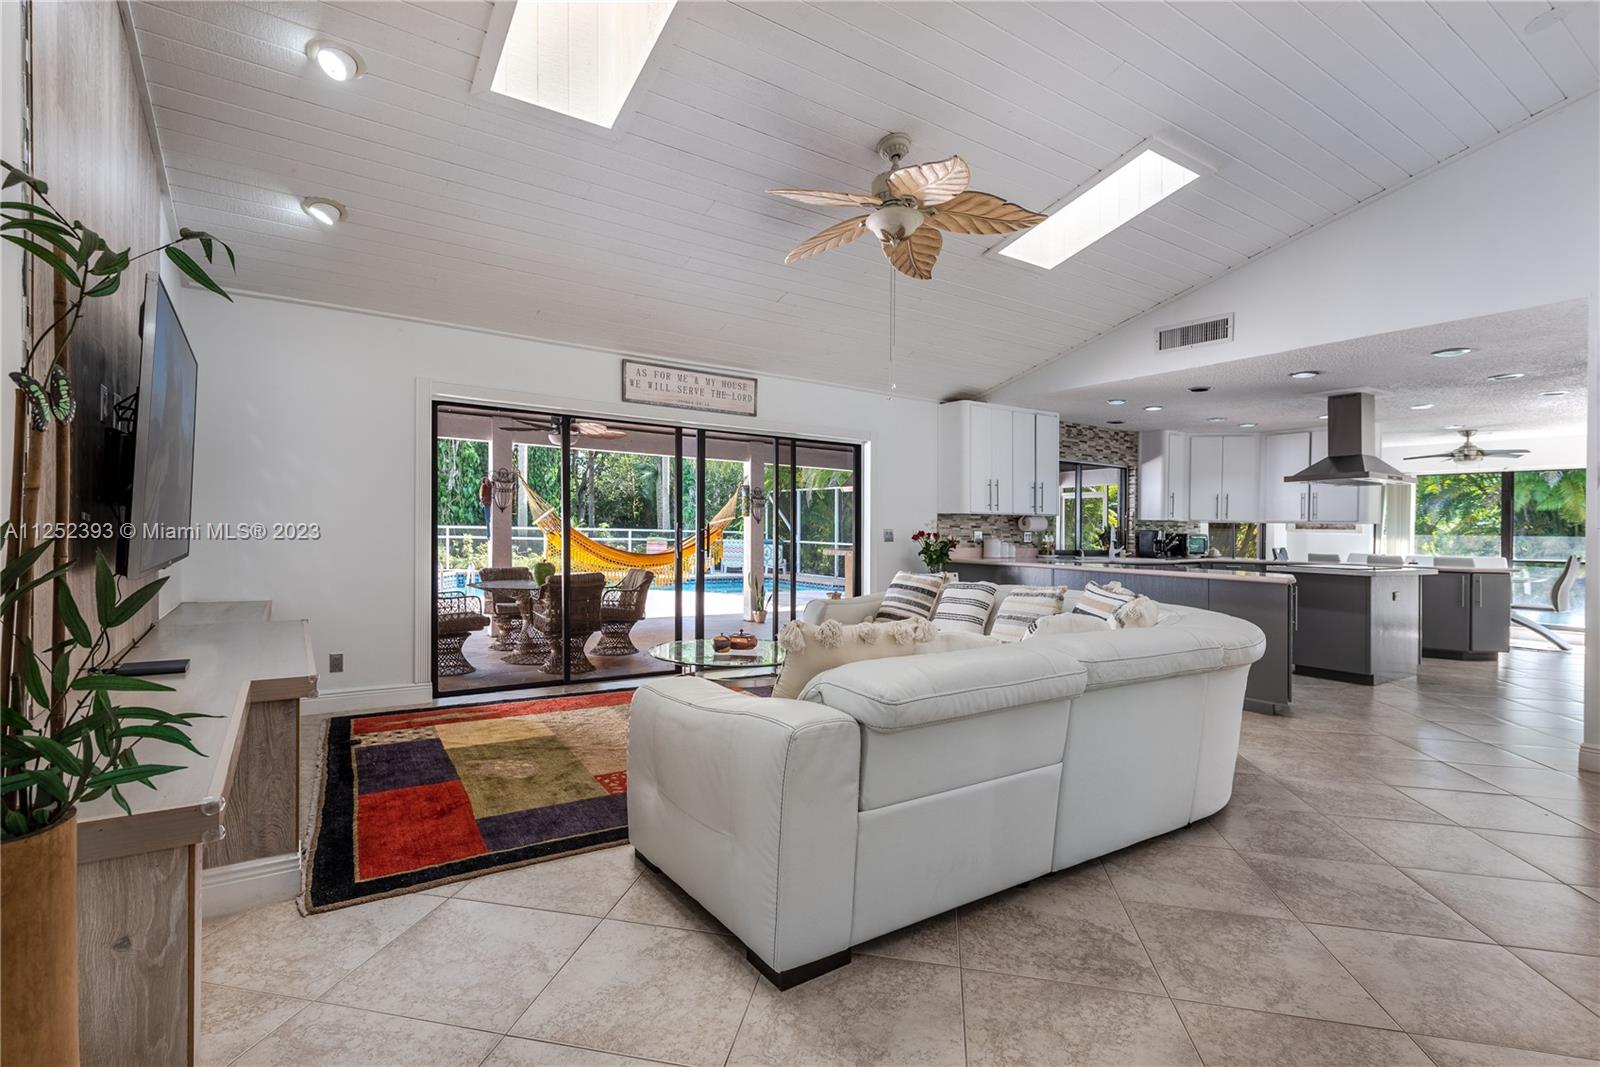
[1189,434,1260,522]
[938,401,1056,515]
[1421,570,1511,657]
[1138,431,1189,521]
[1306,430,1360,522]
[1259,430,1371,523]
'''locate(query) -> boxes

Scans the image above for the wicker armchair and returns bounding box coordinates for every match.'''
[477,566,530,651]
[436,593,490,676]
[528,572,607,675]
[595,568,654,656]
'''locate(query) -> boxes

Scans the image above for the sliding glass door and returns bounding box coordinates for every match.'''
[433,402,860,696]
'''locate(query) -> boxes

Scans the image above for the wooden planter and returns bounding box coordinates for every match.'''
[2,810,81,1067]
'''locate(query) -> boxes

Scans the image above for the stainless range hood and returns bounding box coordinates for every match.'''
[1285,392,1413,486]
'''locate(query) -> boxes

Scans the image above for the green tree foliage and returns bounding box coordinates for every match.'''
[1513,469,1584,533]
[1415,469,1585,556]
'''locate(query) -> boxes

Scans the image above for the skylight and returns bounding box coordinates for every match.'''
[488,1,675,128]
[999,148,1199,270]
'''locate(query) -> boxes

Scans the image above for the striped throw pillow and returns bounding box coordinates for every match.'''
[1072,580,1139,624]
[931,581,999,636]
[990,588,1065,643]
[874,571,948,622]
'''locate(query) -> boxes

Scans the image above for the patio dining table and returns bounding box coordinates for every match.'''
[468,578,549,666]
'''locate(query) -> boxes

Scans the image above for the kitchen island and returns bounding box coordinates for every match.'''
[951,559,1296,713]
[1265,563,1433,684]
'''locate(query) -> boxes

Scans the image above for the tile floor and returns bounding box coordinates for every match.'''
[206,647,1597,1066]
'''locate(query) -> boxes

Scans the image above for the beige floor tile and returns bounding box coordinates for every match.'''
[1531,796,1600,833]
[1451,723,1578,747]
[418,882,465,898]
[854,910,958,966]
[1225,773,1314,811]
[204,911,246,937]
[1403,870,1600,954]
[606,868,727,934]
[1504,745,1585,773]
[1243,852,1488,941]
[1330,818,1556,881]
[1510,948,1600,1015]
[510,920,755,1067]
[1577,885,1600,903]
[727,954,964,1067]
[1124,902,1395,1029]
[1276,778,1453,822]
[1445,763,1596,801]
[483,1037,666,1066]
[1310,733,1432,759]
[1310,925,1600,1059]
[455,845,642,917]
[1173,1001,1433,1067]
[962,969,1201,1067]
[323,899,597,1033]
[1412,740,1544,767]
[1209,807,1383,863]
[1471,829,1600,885]
[231,1002,497,1067]
[1239,751,1377,783]
[956,865,1164,995]
[1103,840,1294,919]
[203,896,444,999]
[199,984,307,1067]
[1350,758,1508,793]
[1410,1036,1600,1067]
[1160,820,1233,848]
[1398,788,1597,836]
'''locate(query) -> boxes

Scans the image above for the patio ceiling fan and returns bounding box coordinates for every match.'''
[769,133,1046,280]
[499,415,629,444]
[1404,429,1530,463]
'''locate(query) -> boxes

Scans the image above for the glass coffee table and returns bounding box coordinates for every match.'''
[648,638,785,676]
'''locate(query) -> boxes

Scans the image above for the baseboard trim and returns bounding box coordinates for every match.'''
[203,853,301,918]
[302,683,433,718]
[1581,742,1600,775]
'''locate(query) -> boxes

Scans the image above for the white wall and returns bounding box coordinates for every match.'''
[988,94,1600,403]
[168,292,938,701]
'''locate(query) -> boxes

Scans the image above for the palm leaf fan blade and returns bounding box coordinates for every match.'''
[785,216,868,264]
[767,189,882,208]
[925,191,1047,235]
[886,156,970,206]
[884,227,942,280]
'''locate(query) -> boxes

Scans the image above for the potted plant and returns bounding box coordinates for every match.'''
[911,529,954,574]
[1,161,233,1065]
[746,570,767,625]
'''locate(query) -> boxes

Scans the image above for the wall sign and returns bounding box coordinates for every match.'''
[621,359,758,417]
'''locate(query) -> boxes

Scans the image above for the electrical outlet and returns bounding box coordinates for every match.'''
[1022,531,1034,542]
[329,653,344,673]
[882,528,894,542]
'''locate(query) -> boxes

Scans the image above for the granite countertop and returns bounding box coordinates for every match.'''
[1267,563,1438,577]
[954,558,1296,586]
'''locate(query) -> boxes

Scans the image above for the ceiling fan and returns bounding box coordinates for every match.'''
[1404,429,1530,463]
[769,133,1046,280]
[500,416,628,444]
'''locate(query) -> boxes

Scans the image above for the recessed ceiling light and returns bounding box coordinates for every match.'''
[1486,372,1524,382]
[1431,347,1473,358]
[301,196,347,225]
[1206,417,1226,423]
[306,39,365,82]
[998,147,1200,269]
[1289,370,1320,380]
[1445,423,1465,429]
[1143,405,1164,412]
[1525,6,1569,33]
[1106,398,1127,405]
[1409,403,1435,410]
[1540,389,1569,397]
[1239,422,1257,428]
[1188,386,1211,393]
[1106,419,1125,425]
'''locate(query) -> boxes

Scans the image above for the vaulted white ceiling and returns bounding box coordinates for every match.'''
[129,1,1599,400]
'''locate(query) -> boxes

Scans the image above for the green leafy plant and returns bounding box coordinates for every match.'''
[1,544,216,838]
[1,160,235,840]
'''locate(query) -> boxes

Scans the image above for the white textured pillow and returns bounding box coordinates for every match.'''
[915,631,1000,655]
[874,571,947,622]
[930,580,999,636]
[990,588,1065,643]
[1072,580,1138,624]
[774,618,933,700]
[1025,612,1114,638]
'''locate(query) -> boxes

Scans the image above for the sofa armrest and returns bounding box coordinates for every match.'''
[802,594,883,626]
[627,678,860,973]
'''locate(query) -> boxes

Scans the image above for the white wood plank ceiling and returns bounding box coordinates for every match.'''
[128,1,1599,400]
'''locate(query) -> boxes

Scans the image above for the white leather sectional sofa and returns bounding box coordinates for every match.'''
[626,587,1266,988]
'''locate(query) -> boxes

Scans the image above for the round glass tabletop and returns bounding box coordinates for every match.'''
[648,638,785,673]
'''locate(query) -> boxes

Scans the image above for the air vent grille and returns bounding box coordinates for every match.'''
[1157,314,1233,351]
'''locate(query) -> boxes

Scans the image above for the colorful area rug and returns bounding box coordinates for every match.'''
[303,691,633,912]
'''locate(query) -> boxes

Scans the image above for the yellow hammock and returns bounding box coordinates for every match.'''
[515,473,744,586]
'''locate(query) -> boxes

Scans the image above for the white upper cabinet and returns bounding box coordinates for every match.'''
[1261,432,1312,523]
[1307,429,1361,522]
[1138,431,1189,521]
[1188,434,1261,522]
[938,402,1058,515]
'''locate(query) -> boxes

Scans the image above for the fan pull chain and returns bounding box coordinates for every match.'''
[888,258,898,394]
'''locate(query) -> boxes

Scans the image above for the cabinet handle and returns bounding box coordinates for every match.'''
[1299,493,1305,522]
[1460,575,1468,608]
[1311,491,1318,521]
[1474,575,1482,608]
[1225,492,1230,518]
[1169,491,1175,518]
[1214,493,1220,520]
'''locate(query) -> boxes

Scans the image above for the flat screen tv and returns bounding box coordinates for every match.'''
[120,274,198,577]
